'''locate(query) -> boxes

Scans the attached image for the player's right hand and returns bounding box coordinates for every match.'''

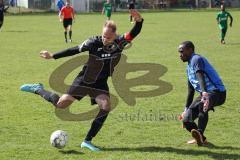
[40,50,53,59]
[59,19,63,22]
[178,111,186,128]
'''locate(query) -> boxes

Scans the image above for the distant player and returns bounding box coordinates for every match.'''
[102,0,112,20]
[59,1,75,43]
[128,0,135,23]
[9,0,16,7]
[56,0,65,13]
[0,0,9,31]
[216,4,233,44]
[20,10,143,151]
[178,41,226,146]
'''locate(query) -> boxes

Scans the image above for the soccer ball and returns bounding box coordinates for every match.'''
[50,130,68,149]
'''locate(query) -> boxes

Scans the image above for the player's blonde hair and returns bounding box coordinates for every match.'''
[103,20,117,33]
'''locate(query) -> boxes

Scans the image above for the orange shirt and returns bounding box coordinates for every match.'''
[60,6,74,19]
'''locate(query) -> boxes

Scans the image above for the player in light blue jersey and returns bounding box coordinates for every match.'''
[178,41,226,146]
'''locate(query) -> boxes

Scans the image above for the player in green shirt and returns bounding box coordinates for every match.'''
[216,5,233,44]
[102,0,112,20]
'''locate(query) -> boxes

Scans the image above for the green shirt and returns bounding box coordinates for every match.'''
[216,11,232,29]
[103,2,112,17]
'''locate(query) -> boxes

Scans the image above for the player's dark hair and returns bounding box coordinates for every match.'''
[181,41,195,52]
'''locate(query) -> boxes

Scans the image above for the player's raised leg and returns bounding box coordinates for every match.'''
[20,83,75,108]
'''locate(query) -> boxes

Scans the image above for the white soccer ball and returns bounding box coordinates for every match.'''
[50,130,68,149]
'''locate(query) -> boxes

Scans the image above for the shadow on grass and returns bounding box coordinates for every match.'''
[3,30,29,33]
[203,142,240,150]
[226,42,240,46]
[59,150,84,155]
[103,146,240,160]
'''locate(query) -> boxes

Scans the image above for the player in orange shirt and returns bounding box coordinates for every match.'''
[59,1,75,43]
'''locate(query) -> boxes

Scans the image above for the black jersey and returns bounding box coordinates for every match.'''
[0,4,8,20]
[128,0,136,4]
[128,0,135,9]
[53,20,143,83]
[0,4,5,19]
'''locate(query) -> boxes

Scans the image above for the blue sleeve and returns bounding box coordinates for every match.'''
[192,57,205,73]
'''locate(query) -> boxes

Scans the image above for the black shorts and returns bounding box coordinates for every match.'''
[183,90,226,122]
[129,3,135,9]
[67,75,109,105]
[63,18,72,28]
[0,14,4,22]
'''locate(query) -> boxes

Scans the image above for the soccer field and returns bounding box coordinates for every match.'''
[0,11,240,160]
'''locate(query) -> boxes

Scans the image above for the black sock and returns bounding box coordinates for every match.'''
[184,122,198,132]
[0,22,3,29]
[85,109,109,141]
[64,31,67,40]
[69,31,72,39]
[36,89,60,106]
[198,112,208,134]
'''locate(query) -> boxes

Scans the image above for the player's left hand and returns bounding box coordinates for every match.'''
[178,111,186,128]
[178,111,185,121]
[130,9,142,22]
[201,92,209,112]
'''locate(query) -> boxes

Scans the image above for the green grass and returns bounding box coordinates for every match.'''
[0,11,240,160]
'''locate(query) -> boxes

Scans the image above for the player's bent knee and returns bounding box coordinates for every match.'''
[56,94,75,109]
[96,95,111,111]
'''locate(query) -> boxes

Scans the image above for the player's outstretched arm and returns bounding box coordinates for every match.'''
[124,9,144,41]
[40,47,80,60]
[43,39,93,60]
[43,46,80,60]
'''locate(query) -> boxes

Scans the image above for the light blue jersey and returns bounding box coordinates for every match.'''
[57,0,65,11]
[187,53,225,92]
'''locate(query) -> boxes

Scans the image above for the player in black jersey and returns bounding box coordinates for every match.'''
[0,0,9,31]
[20,9,143,151]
